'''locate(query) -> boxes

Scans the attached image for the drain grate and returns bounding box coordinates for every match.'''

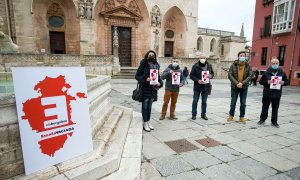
[196,137,221,148]
[164,139,199,153]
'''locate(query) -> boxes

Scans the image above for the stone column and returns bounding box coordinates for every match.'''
[112,26,120,75]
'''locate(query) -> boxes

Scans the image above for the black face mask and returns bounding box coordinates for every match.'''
[148,56,155,62]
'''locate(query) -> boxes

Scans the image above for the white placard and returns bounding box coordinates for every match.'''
[12,67,93,175]
[202,71,210,84]
[172,72,181,85]
[270,76,282,90]
[150,69,158,85]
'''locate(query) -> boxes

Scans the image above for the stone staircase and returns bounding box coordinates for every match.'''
[3,75,143,180]
[112,67,137,79]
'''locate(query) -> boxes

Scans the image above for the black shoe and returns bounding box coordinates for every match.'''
[192,116,196,120]
[201,114,208,120]
[272,123,280,128]
[257,120,265,125]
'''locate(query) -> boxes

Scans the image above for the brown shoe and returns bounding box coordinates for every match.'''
[227,115,234,122]
[239,117,246,124]
[159,116,165,120]
[169,116,178,120]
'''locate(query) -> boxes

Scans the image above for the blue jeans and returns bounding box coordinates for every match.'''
[192,90,208,116]
[229,88,248,117]
[142,98,154,122]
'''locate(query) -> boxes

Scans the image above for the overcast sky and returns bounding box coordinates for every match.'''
[198,0,256,45]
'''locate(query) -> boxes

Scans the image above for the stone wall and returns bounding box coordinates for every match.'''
[0,54,120,76]
[0,75,112,179]
[158,57,232,79]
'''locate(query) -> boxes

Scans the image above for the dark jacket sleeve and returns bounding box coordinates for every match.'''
[209,64,214,79]
[228,64,238,85]
[158,73,164,88]
[190,65,200,82]
[282,72,289,86]
[242,64,252,85]
[161,67,171,80]
[135,63,146,83]
[259,71,268,86]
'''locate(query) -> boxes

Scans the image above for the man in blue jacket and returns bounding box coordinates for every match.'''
[257,58,289,128]
[190,53,214,120]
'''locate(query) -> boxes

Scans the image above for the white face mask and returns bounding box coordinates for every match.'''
[200,59,206,64]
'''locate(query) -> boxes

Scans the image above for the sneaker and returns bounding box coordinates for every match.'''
[257,120,265,125]
[271,123,280,128]
[159,116,165,120]
[143,122,151,132]
[227,115,234,122]
[239,117,246,124]
[201,114,208,120]
[192,116,196,120]
[169,116,178,120]
[147,122,154,130]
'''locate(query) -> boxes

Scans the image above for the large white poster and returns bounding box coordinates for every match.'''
[12,67,93,175]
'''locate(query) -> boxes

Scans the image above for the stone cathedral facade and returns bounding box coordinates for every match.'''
[0,0,198,67]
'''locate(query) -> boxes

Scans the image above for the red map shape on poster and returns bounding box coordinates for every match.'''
[21,75,86,157]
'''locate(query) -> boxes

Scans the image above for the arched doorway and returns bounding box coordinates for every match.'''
[32,0,80,54]
[162,6,187,57]
[94,0,150,67]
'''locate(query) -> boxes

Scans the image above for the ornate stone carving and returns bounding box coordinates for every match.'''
[78,0,85,18]
[128,0,140,14]
[164,16,176,30]
[105,0,115,10]
[153,29,159,53]
[117,0,127,4]
[113,26,119,49]
[48,3,64,18]
[77,0,93,19]
[151,5,161,27]
[0,16,19,53]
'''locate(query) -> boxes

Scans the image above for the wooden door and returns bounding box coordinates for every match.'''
[49,31,66,54]
[116,27,132,67]
[164,41,174,57]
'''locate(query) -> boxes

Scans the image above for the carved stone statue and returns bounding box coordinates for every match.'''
[86,2,93,19]
[151,5,161,27]
[0,16,18,53]
[153,29,159,53]
[112,26,119,56]
[78,0,85,18]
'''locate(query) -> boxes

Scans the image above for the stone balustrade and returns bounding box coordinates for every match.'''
[0,54,120,76]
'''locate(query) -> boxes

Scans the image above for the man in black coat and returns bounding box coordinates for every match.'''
[190,53,214,120]
[257,58,289,128]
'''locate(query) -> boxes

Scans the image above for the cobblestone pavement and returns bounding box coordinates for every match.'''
[111,79,300,180]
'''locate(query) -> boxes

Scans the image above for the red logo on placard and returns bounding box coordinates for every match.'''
[21,75,86,157]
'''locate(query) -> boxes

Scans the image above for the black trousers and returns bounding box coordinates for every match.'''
[259,96,281,124]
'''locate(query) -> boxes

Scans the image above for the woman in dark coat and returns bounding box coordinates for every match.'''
[135,50,163,132]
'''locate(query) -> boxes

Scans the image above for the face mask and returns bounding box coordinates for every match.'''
[239,57,246,62]
[172,63,178,68]
[148,56,155,62]
[271,65,279,70]
[200,59,206,64]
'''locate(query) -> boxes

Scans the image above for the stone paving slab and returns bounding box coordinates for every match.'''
[225,129,259,140]
[290,144,300,151]
[173,128,202,138]
[262,173,294,180]
[272,147,300,163]
[205,145,246,162]
[143,142,176,160]
[247,138,285,151]
[179,150,221,169]
[228,158,277,179]
[228,141,266,156]
[263,135,298,146]
[166,171,209,180]
[252,152,299,172]
[151,155,194,177]
[284,166,300,180]
[208,133,241,144]
[278,131,300,142]
[201,163,252,180]
[150,130,183,142]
